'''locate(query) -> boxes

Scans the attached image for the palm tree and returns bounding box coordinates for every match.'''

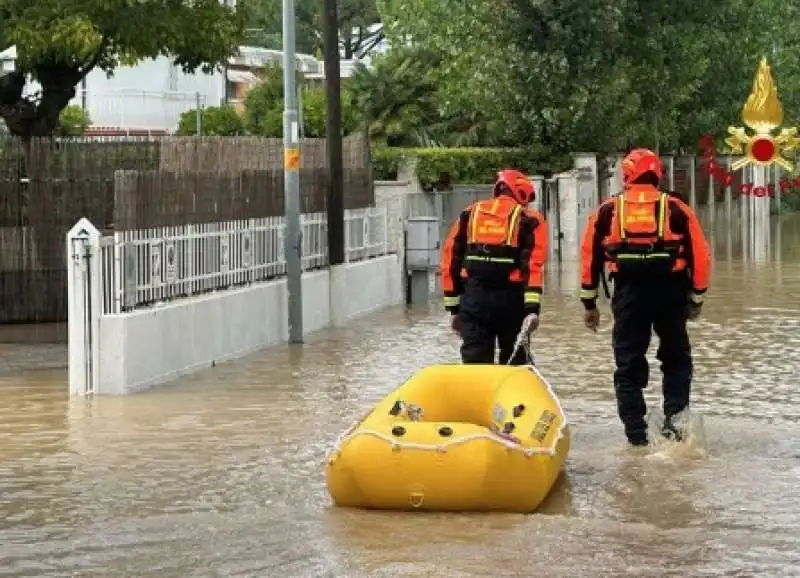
[348,46,442,146]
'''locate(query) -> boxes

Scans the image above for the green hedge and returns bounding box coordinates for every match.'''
[371,147,573,189]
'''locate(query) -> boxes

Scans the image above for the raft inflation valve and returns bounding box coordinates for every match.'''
[438,426,453,437]
[512,404,525,417]
[391,425,406,437]
[503,422,515,434]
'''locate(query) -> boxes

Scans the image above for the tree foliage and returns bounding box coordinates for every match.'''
[0,0,245,137]
[245,0,383,59]
[177,105,245,136]
[242,66,358,137]
[372,147,571,188]
[347,45,508,147]
[348,46,441,146]
[376,0,800,160]
[56,105,91,137]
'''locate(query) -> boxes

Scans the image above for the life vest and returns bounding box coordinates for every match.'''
[462,197,525,284]
[602,188,685,277]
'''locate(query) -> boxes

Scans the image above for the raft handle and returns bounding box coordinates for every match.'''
[391,425,406,437]
[512,404,525,417]
[438,426,453,437]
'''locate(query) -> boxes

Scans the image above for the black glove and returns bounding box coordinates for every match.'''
[450,314,462,335]
[686,303,702,320]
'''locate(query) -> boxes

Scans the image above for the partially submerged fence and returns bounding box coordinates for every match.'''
[68,206,390,394]
[0,134,374,323]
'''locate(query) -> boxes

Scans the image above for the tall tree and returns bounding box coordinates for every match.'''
[379,0,644,154]
[348,46,441,145]
[0,0,244,137]
[246,0,384,59]
[378,0,800,158]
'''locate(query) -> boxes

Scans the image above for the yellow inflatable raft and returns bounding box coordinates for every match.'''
[325,363,570,513]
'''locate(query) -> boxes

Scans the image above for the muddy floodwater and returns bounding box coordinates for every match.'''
[1,213,799,577]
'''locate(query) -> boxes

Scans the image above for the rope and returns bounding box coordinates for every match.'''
[508,315,536,365]
[326,315,572,462]
[327,365,569,460]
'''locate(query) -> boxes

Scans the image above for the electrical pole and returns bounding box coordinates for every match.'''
[323,0,345,265]
[282,0,304,342]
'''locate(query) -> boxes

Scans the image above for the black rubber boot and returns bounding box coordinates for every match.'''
[627,429,648,446]
[661,416,683,442]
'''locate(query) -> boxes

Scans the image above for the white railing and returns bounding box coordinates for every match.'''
[71,89,207,132]
[98,206,389,314]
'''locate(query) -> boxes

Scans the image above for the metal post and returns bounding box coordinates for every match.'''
[297,82,304,138]
[667,156,675,191]
[323,0,345,265]
[752,165,769,263]
[725,156,732,221]
[708,172,715,222]
[283,0,304,342]
[195,92,203,136]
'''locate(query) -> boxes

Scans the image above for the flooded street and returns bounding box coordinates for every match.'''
[1,213,799,577]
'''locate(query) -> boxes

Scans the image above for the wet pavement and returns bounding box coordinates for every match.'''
[0,212,798,576]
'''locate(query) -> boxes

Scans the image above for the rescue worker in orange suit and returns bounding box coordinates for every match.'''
[440,169,548,364]
[579,149,710,446]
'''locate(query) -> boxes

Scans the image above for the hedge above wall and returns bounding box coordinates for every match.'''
[372,147,574,189]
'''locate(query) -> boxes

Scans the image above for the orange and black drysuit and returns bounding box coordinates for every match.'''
[441,195,548,364]
[579,184,710,443]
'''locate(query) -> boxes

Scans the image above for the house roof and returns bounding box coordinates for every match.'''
[226,69,259,84]
[0,46,17,61]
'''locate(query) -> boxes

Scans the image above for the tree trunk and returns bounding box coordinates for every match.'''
[0,63,84,314]
[0,63,81,138]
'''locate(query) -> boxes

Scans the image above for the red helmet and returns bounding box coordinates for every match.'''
[622,148,663,185]
[494,169,535,204]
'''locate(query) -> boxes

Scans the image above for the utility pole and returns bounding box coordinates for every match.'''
[323,0,345,265]
[282,0,304,342]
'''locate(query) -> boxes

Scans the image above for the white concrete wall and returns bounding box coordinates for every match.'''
[573,153,599,231]
[98,254,402,394]
[70,56,224,131]
[374,180,411,256]
[601,154,624,199]
[554,172,579,261]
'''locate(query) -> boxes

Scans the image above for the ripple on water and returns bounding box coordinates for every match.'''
[1,216,799,576]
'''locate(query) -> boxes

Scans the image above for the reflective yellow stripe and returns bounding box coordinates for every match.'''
[506,204,522,245]
[464,255,515,263]
[618,197,626,239]
[657,193,667,239]
[580,288,598,299]
[468,201,483,243]
[524,292,540,304]
[443,295,460,307]
[689,292,705,304]
[616,252,673,260]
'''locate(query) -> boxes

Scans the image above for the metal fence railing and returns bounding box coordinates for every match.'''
[98,206,389,314]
